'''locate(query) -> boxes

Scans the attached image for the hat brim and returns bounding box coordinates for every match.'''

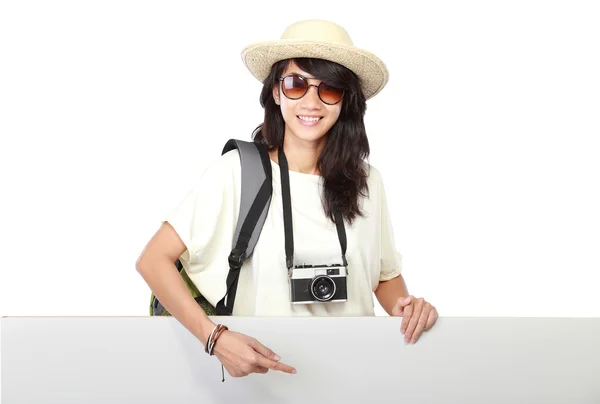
[241,40,389,100]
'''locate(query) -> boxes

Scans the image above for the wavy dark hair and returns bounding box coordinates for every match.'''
[252,58,370,225]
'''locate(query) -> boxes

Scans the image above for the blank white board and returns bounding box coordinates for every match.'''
[1,316,599,403]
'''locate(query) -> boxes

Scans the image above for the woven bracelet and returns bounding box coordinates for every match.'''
[208,324,229,356]
[204,324,220,354]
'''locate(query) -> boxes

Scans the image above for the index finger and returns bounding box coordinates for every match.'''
[256,355,297,374]
[401,304,413,334]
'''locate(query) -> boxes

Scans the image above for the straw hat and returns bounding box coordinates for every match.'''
[241,20,389,100]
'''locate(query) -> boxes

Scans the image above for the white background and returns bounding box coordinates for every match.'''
[1,0,599,319]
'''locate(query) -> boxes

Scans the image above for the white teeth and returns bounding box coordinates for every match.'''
[298,116,320,122]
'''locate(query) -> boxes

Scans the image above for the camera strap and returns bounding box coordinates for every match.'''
[278,147,348,274]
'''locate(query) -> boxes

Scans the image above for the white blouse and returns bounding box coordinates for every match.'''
[165,149,402,316]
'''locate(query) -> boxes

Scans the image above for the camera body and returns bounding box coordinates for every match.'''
[289,264,348,304]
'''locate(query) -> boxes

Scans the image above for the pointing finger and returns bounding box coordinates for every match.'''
[257,356,297,374]
[248,338,281,361]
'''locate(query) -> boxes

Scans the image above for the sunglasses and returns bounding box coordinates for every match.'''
[278,74,344,105]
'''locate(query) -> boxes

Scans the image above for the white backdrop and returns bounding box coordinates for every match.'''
[1,0,599,318]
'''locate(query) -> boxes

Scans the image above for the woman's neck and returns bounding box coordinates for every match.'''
[270,134,326,175]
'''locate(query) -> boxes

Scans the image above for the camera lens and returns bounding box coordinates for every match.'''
[310,276,337,302]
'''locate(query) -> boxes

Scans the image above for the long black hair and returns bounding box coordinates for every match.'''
[252,57,370,225]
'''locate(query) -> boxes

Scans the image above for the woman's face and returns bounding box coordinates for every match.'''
[273,61,343,145]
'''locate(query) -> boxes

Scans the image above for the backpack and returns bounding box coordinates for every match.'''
[149,139,273,317]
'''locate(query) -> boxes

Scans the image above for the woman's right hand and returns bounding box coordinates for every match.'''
[210,329,297,377]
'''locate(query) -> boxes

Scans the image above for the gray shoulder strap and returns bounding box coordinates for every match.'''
[222,139,273,260]
[216,139,272,316]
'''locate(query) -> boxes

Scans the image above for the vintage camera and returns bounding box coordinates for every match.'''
[289,264,348,304]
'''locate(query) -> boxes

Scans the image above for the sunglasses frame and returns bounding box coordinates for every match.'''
[278,74,344,105]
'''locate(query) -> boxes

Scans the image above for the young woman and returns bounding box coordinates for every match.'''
[136,19,438,378]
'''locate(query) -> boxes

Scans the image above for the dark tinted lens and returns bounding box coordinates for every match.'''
[281,75,307,99]
[318,83,344,104]
[318,282,330,295]
[311,276,335,301]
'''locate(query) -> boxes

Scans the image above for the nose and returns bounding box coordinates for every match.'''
[301,83,322,109]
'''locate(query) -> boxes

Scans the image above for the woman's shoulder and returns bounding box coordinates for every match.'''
[214,148,242,169]
[181,148,242,197]
[197,148,241,178]
[362,162,393,206]
[363,162,385,187]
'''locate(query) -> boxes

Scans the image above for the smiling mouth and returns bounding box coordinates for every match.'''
[297,115,323,124]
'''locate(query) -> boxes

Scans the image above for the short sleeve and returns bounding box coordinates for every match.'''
[163,150,240,274]
[378,171,403,281]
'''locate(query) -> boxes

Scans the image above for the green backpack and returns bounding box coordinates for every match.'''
[149,139,273,317]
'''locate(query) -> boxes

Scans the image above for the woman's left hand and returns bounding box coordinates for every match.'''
[392,296,438,344]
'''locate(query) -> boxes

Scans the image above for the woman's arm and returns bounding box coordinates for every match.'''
[374,274,409,316]
[135,222,215,344]
[135,222,296,377]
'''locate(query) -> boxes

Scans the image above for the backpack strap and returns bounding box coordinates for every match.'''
[215,139,272,315]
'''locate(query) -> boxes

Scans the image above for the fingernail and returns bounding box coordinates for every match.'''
[292,369,297,374]
[404,337,409,344]
[274,355,281,361]
[411,339,416,344]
